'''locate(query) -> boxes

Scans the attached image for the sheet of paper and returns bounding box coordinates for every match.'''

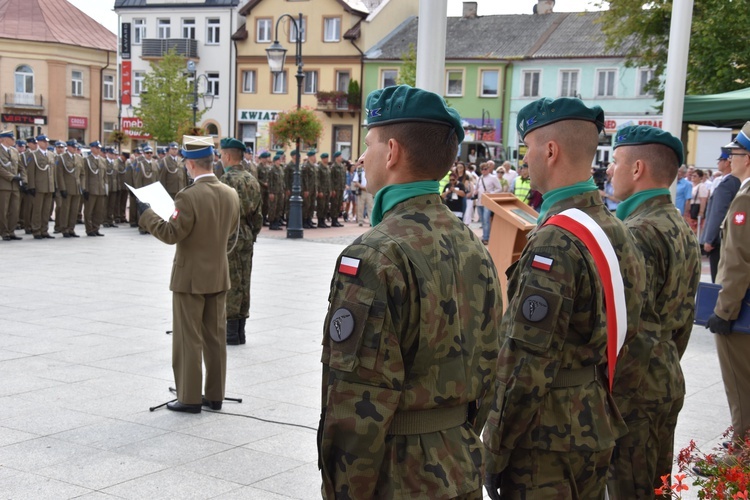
[125,182,175,222]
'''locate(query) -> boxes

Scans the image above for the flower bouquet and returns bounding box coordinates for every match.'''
[269,106,323,147]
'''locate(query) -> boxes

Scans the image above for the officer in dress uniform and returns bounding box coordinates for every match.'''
[316,152,332,228]
[55,139,82,238]
[606,126,701,498]
[115,150,128,224]
[483,98,645,499]
[158,142,187,199]
[104,147,120,228]
[137,135,240,413]
[266,153,284,230]
[218,138,262,346]
[51,140,66,234]
[26,134,55,239]
[135,145,159,234]
[82,141,108,237]
[707,121,750,457]
[0,130,27,240]
[319,85,502,498]
[127,147,142,226]
[329,151,346,227]
[20,137,37,234]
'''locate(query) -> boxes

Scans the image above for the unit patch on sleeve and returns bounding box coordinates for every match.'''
[171,209,180,220]
[329,308,355,342]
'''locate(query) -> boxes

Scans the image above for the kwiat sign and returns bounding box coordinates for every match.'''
[238,109,280,122]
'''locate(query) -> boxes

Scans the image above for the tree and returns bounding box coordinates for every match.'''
[134,49,202,143]
[397,43,416,87]
[595,0,750,102]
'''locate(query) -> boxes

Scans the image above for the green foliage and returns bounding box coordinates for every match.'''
[595,0,749,102]
[133,49,202,143]
[269,106,324,147]
[347,79,361,107]
[397,43,416,87]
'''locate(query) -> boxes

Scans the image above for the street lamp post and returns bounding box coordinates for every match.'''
[186,60,215,129]
[266,13,304,239]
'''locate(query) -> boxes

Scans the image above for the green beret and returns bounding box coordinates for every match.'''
[320,153,329,159]
[220,137,246,151]
[613,125,684,166]
[517,97,604,140]
[333,151,342,158]
[259,151,271,159]
[273,154,281,161]
[306,149,317,157]
[290,149,298,156]
[276,149,285,154]
[365,85,464,143]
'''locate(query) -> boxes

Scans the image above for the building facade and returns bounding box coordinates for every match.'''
[0,0,118,144]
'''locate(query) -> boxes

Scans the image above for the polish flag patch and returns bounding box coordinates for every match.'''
[338,256,361,277]
[531,254,553,272]
[171,209,179,220]
[734,211,746,226]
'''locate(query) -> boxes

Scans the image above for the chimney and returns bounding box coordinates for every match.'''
[463,1,478,19]
[535,0,555,14]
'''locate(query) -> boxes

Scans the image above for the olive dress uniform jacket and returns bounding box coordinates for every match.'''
[55,152,81,194]
[715,180,750,320]
[26,149,55,193]
[0,145,25,190]
[319,194,502,499]
[159,156,187,195]
[83,155,107,195]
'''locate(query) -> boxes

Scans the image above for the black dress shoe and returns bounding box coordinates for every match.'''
[87,232,97,237]
[63,233,71,238]
[33,235,44,240]
[69,232,80,238]
[1,236,10,241]
[102,223,111,228]
[166,401,201,414]
[201,397,222,410]
[25,229,32,234]
[9,234,22,240]
[43,234,55,239]
[95,231,105,236]
[130,223,138,228]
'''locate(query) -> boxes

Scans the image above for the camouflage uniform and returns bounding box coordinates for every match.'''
[267,160,285,228]
[255,160,270,223]
[316,161,331,226]
[220,165,262,322]
[319,194,502,499]
[302,159,317,224]
[482,191,644,498]
[284,160,295,220]
[330,159,347,223]
[608,194,700,499]
[241,158,258,179]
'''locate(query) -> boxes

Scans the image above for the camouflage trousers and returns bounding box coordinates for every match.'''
[498,448,612,499]
[303,192,316,220]
[316,193,328,220]
[226,239,254,320]
[330,192,343,220]
[267,192,283,223]
[608,399,684,500]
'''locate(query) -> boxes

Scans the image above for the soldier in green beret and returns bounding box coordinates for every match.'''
[316,153,332,228]
[318,85,502,498]
[329,151,346,227]
[482,97,645,499]
[302,149,318,228]
[284,150,297,225]
[606,125,700,497]
[254,151,270,226]
[219,137,262,346]
[267,154,285,230]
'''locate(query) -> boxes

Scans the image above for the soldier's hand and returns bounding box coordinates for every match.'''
[703,242,714,253]
[268,194,275,201]
[82,190,90,201]
[11,174,21,183]
[60,190,68,199]
[28,188,36,197]
[136,200,151,216]
[18,181,27,193]
[303,191,309,198]
[707,313,732,335]
[485,473,502,500]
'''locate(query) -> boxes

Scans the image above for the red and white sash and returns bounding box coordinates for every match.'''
[543,208,627,391]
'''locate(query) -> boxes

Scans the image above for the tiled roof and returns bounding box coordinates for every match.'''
[0,0,116,51]
[366,11,627,61]
[240,0,368,17]
[115,0,239,7]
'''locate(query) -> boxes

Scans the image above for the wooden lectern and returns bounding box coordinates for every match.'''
[481,193,538,304]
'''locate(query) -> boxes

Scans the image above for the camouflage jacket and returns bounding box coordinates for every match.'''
[284,161,295,191]
[483,190,644,474]
[302,160,317,193]
[220,165,262,242]
[618,195,700,412]
[316,163,331,194]
[267,164,284,195]
[256,162,270,191]
[330,162,347,193]
[319,194,502,499]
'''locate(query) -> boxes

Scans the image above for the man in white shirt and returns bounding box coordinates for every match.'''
[352,157,373,227]
[475,162,503,244]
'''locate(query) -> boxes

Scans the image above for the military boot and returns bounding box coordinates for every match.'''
[226,319,241,346]
[331,217,343,227]
[318,218,330,228]
[238,318,247,345]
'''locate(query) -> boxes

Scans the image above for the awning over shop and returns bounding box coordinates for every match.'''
[683,87,750,128]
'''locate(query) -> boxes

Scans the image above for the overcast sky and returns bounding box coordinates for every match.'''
[68,0,603,35]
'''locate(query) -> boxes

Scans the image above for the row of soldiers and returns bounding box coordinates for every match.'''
[213,148,348,231]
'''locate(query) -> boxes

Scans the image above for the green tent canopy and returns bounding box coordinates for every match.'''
[683,87,750,128]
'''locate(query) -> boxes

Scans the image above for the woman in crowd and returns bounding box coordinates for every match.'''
[688,168,709,235]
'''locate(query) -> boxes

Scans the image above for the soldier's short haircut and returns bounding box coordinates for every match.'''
[222,148,243,163]
[621,143,680,185]
[191,157,213,171]
[375,122,459,180]
[535,120,600,166]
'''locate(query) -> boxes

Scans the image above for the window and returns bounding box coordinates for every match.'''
[256,18,272,43]
[596,69,616,97]
[559,70,579,97]
[323,17,340,42]
[206,18,220,44]
[182,18,195,39]
[72,70,83,97]
[480,70,499,97]
[103,74,115,100]
[14,65,34,94]
[289,17,306,43]
[638,68,656,96]
[206,72,219,97]
[303,70,318,94]
[272,71,288,94]
[133,18,146,44]
[381,69,397,88]
[133,70,145,96]
[522,70,540,97]
[158,19,171,39]
[103,122,115,135]
[242,70,256,93]
[336,71,350,92]
[445,70,463,96]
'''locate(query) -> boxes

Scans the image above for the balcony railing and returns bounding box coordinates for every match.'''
[4,93,44,108]
[141,38,199,59]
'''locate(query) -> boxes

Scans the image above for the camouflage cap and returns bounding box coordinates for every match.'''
[724,121,750,150]
[517,97,604,140]
[365,84,464,143]
[613,125,684,166]
[220,137,246,152]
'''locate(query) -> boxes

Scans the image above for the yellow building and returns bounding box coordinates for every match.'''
[0,0,118,144]
[233,0,417,159]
